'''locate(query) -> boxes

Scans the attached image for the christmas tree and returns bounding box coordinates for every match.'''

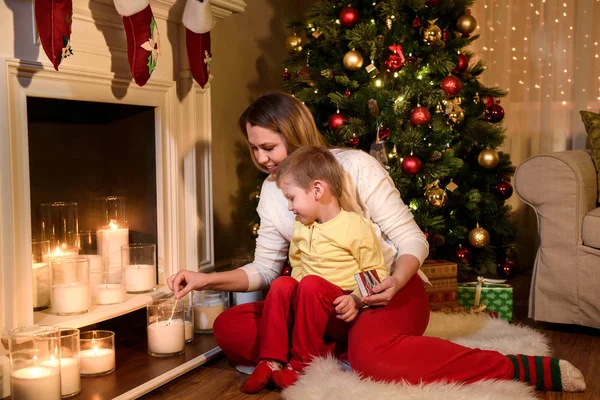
[279,0,517,278]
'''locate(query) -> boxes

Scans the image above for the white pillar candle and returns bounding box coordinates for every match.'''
[95,284,125,305]
[51,282,91,315]
[10,366,61,400]
[194,302,225,331]
[1,355,9,399]
[184,321,194,342]
[79,348,115,376]
[147,320,185,355]
[125,264,155,293]
[41,358,81,397]
[97,227,129,271]
[42,248,78,263]
[82,254,103,272]
[32,262,50,309]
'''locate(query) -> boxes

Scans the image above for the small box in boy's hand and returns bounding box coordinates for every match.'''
[354,270,381,297]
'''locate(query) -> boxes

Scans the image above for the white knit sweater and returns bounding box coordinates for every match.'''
[241,148,430,291]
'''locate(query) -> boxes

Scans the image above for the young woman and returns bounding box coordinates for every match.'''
[167,92,585,393]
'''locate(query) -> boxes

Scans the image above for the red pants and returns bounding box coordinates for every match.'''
[214,274,515,384]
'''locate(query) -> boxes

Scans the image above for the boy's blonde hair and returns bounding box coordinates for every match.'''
[239,91,327,174]
[276,146,344,200]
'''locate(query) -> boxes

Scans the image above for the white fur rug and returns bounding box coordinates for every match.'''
[282,312,550,400]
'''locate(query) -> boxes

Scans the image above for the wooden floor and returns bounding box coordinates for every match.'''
[142,272,600,400]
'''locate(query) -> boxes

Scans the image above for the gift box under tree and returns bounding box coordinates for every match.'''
[457,278,513,321]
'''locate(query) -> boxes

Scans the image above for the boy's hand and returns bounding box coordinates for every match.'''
[333,294,360,322]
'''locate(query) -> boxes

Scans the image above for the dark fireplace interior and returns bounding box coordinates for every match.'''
[27,97,158,247]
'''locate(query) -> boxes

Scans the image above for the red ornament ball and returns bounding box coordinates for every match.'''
[281,265,292,276]
[426,0,441,6]
[410,106,431,126]
[483,96,495,108]
[345,88,352,97]
[485,104,505,123]
[348,135,359,148]
[412,16,422,28]
[452,53,469,74]
[401,155,422,175]
[497,259,517,280]
[379,127,391,141]
[339,6,359,28]
[282,70,291,81]
[328,113,346,130]
[385,53,405,72]
[456,246,472,264]
[493,181,513,200]
[440,76,463,97]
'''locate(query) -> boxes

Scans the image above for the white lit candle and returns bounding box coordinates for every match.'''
[147,320,185,355]
[41,358,81,397]
[82,254,103,272]
[125,264,155,293]
[185,321,194,342]
[42,246,78,263]
[95,284,125,305]
[51,282,91,315]
[32,262,50,309]
[10,366,61,400]
[79,347,115,376]
[97,222,129,271]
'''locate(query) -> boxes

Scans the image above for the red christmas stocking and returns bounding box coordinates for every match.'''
[114,0,159,87]
[35,0,74,70]
[183,0,214,88]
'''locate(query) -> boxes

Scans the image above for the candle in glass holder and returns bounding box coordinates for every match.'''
[194,291,227,333]
[40,357,80,397]
[82,254,102,272]
[11,365,61,400]
[1,355,9,398]
[184,305,194,343]
[125,264,155,293]
[95,284,125,305]
[51,282,91,315]
[97,223,129,271]
[32,262,50,310]
[147,320,185,355]
[79,331,115,376]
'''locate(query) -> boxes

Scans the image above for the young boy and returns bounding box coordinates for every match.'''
[243,146,388,393]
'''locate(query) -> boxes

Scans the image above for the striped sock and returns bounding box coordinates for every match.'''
[507,355,586,392]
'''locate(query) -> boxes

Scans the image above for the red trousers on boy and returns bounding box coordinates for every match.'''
[214,274,515,384]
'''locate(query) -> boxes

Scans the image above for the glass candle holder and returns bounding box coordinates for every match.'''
[146,300,185,357]
[44,329,80,398]
[193,290,228,333]
[184,305,194,343]
[79,331,115,376]
[122,243,156,294]
[77,231,103,272]
[39,202,79,252]
[50,257,91,316]
[91,270,126,305]
[96,196,129,272]
[8,325,61,400]
[32,240,51,311]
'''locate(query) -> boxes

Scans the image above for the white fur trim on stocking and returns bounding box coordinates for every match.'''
[183,0,214,34]
[114,0,150,17]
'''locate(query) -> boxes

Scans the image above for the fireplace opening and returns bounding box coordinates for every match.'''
[27,97,158,261]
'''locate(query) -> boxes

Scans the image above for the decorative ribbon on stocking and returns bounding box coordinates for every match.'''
[183,0,214,88]
[35,0,74,70]
[114,0,159,87]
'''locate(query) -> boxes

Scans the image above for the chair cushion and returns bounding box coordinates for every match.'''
[582,207,600,249]
[580,110,600,202]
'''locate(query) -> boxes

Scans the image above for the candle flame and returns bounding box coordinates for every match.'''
[109,221,119,231]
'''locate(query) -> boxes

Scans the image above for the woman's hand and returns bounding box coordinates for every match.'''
[333,294,360,322]
[361,276,402,307]
[167,270,210,299]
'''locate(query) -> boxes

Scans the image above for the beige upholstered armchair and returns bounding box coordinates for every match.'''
[515,150,600,328]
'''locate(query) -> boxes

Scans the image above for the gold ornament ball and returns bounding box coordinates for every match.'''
[478,149,500,169]
[343,50,364,71]
[248,222,260,239]
[449,109,465,123]
[469,225,490,248]
[456,14,477,36]
[426,186,448,208]
[284,33,303,54]
[423,22,442,44]
[248,190,260,203]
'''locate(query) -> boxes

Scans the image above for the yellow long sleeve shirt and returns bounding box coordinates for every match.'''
[289,209,388,298]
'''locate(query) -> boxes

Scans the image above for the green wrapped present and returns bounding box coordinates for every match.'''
[457,278,513,321]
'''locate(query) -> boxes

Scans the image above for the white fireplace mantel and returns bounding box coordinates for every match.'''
[0,0,246,335]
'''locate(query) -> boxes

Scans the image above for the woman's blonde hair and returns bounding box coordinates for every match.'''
[239,91,327,173]
[275,146,344,200]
